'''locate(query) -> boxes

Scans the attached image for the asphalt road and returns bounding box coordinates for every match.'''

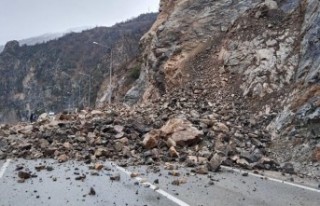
[0,159,319,206]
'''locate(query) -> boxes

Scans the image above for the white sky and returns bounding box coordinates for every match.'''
[0,0,160,45]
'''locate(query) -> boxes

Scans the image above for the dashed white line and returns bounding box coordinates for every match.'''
[221,166,320,193]
[114,164,190,206]
[0,159,11,179]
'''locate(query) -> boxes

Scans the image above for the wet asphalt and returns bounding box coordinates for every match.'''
[0,159,319,206]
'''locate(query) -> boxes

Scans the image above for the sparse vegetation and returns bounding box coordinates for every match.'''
[129,66,141,80]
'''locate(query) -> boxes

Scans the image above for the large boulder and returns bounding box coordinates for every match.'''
[142,117,203,149]
[160,117,203,146]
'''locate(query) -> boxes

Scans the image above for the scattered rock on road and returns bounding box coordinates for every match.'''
[89,187,96,196]
[110,173,121,181]
[18,171,31,179]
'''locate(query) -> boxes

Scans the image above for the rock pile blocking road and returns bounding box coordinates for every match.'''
[0,87,289,176]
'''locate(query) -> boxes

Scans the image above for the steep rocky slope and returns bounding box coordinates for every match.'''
[122,0,320,175]
[0,13,157,123]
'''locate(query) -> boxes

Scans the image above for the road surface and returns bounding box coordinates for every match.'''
[0,159,319,206]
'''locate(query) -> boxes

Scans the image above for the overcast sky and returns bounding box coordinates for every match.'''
[0,0,159,45]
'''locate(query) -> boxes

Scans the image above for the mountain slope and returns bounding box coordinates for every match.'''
[0,13,157,122]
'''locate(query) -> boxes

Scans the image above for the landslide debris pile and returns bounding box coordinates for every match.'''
[0,87,287,175]
[122,0,320,177]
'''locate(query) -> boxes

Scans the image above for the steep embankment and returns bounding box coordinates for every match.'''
[123,0,320,175]
[0,13,157,123]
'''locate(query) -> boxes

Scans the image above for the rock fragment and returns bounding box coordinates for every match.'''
[18,171,31,179]
[281,163,295,174]
[169,146,179,158]
[142,129,161,149]
[208,153,223,172]
[110,173,121,181]
[195,165,209,174]
[57,154,69,163]
[89,187,96,196]
[171,178,187,186]
[94,163,104,171]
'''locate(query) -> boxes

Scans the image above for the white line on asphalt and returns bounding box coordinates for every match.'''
[221,166,320,193]
[114,164,190,206]
[0,159,11,179]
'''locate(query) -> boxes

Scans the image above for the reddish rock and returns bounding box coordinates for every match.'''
[142,129,161,149]
[95,163,104,170]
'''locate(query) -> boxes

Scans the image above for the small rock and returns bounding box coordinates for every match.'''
[195,165,209,174]
[168,170,180,176]
[114,125,124,133]
[57,154,69,163]
[166,138,176,148]
[208,153,223,172]
[114,142,124,152]
[15,165,24,171]
[142,129,161,149]
[215,123,229,133]
[91,171,99,176]
[130,172,140,178]
[164,163,176,170]
[94,148,109,158]
[185,156,207,167]
[18,171,31,179]
[281,163,295,174]
[110,173,120,181]
[169,146,179,158]
[95,163,104,170]
[171,178,187,186]
[237,158,250,169]
[242,173,249,177]
[89,187,96,196]
[63,142,72,149]
[75,174,86,181]
[35,165,46,172]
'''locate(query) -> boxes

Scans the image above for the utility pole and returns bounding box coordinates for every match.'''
[79,73,91,107]
[93,41,113,105]
[109,48,113,104]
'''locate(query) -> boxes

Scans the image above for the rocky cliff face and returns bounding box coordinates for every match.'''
[0,13,157,123]
[124,0,320,173]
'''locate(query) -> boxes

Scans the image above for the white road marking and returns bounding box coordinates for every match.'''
[0,159,11,179]
[114,164,190,206]
[221,166,320,193]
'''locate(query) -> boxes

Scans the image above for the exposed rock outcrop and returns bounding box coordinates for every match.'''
[123,0,320,175]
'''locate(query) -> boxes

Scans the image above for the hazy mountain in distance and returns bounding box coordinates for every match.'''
[0,26,93,53]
